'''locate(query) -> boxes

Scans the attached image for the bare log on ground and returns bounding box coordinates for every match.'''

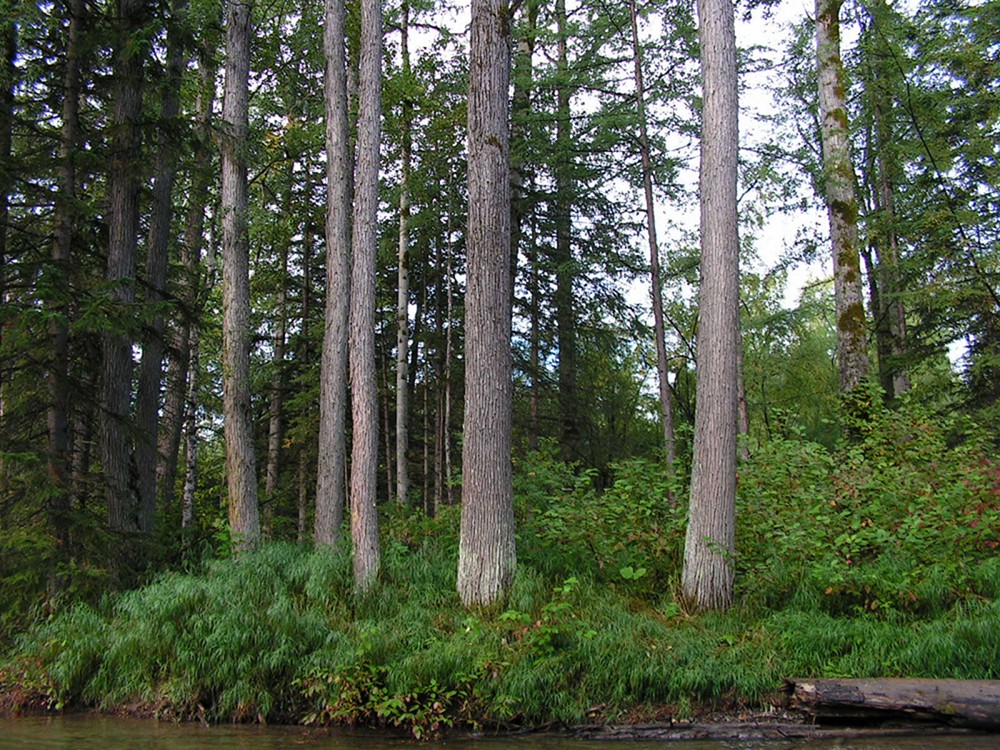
[786,678,1000,729]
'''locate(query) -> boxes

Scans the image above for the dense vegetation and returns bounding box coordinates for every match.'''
[3,395,998,734]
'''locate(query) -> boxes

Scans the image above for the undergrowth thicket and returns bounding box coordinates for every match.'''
[2,398,999,735]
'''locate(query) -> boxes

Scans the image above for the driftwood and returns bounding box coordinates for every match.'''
[786,678,1000,730]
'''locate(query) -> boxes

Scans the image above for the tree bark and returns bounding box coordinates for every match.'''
[682,0,739,611]
[457,0,516,608]
[860,2,908,400]
[817,0,869,393]
[103,0,146,564]
[787,678,1000,730]
[315,0,351,548]
[136,0,189,534]
[0,8,14,470]
[264,163,293,530]
[628,0,676,471]
[554,0,577,458]
[181,326,200,531]
[157,53,216,514]
[349,0,382,591]
[220,0,261,551]
[48,0,84,567]
[394,0,412,506]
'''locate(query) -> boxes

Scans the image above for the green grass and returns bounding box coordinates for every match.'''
[8,539,999,732]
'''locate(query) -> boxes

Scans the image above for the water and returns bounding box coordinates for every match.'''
[1,716,997,750]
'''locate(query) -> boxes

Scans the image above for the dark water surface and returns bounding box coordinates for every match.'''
[1,716,998,750]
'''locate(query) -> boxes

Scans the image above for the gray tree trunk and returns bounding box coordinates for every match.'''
[817,0,869,393]
[103,0,145,561]
[0,11,14,473]
[264,168,292,531]
[220,0,261,550]
[394,0,412,506]
[181,325,200,531]
[315,0,351,548]
[628,0,676,470]
[554,0,577,456]
[157,54,216,513]
[681,0,740,611]
[136,0,188,534]
[349,0,382,592]
[48,0,84,563]
[457,0,516,608]
[860,3,908,400]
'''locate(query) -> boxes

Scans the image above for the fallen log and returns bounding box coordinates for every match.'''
[786,678,1000,730]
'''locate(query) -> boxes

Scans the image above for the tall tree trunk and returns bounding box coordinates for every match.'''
[628,0,676,470]
[682,0,739,611]
[264,165,293,531]
[136,0,188,534]
[315,0,351,548]
[554,0,577,458]
[157,54,216,514]
[394,0,412,506]
[220,0,260,550]
[0,9,14,469]
[510,0,538,299]
[349,0,382,591]
[297,220,314,544]
[457,0,515,607]
[510,0,539,451]
[103,0,146,565]
[860,3,908,400]
[817,0,869,394]
[181,325,200,530]
[48,0,84,570]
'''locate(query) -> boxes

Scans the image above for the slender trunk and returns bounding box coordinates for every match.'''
[157,54,215,513]
[394,0,412,506]
[297,220,314,544]
[682,0,739,611]
[0,10,15,467]
[817,0,869,393]
[349,0,382,591]
[49,0,84,567]
[264,166,293,528]
[443,231,454,506]
[529,209,540,449]
[315,0,351,548]
[220,0,260,550]
[628,0,676,470]
[861,7,908,399]
[103,0,146,567]
[136,0,189,534]
[510,0,538,301]
[181,325,200,530]
[554,0,577,457]
[457,0,516,607]
[381,345,395,500]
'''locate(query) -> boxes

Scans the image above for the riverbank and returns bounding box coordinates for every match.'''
[4,538,1000,739]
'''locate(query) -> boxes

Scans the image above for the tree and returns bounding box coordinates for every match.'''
[349,0,382,591]
[220,0,261,550]
[628,0,676,470]
[681,0,739,611]
[457,0,516,608]
[315,0,351,548]
[816,0,869,393]
[136,0,190,533]
[103,0,147,562]
[394,0,413,506]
